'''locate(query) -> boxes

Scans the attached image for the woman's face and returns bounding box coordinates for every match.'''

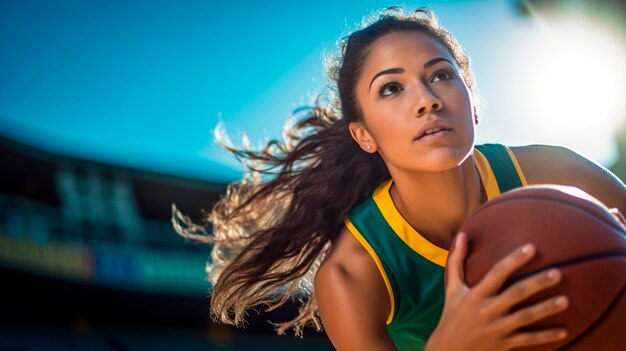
[352,30,476,175]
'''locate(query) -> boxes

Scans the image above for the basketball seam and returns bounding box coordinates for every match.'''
[557,286,626,351]
[474,197,626,233]
[508,251,626,284]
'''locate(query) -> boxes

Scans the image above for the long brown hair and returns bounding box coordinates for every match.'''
[172,6,476,336]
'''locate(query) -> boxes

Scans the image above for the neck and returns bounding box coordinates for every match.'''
[389,156,485,250]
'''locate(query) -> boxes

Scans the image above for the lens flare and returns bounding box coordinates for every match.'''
[512,13,626,165]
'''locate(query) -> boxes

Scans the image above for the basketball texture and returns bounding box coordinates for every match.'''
[453,185,626,351]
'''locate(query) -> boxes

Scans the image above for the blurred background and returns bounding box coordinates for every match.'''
[1,0,625,350]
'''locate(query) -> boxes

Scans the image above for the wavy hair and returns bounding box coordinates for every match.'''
[172,6,476,336]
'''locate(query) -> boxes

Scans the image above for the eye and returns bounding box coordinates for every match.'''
[378,81,403,97]
[430,69,455,83]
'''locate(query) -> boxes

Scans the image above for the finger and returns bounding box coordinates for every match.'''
[488,268,562,317]
[474,243,535,297]
[446,232,468,291]
[495,295,568,333]
[505,327,568,349]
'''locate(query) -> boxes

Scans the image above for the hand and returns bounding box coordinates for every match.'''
[425,233,569,351]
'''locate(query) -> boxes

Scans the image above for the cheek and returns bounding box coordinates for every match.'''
[455,81,474,111]
[368,109,410,143]
[443,85,473,119]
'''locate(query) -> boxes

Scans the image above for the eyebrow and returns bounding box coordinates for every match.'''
[368,68,404,92]
[368,57,454,92]
[424,57,453,69]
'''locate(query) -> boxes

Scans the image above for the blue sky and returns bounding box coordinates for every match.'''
[1,0,624,182]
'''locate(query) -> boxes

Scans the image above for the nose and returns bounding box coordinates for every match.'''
[415,93,443,118]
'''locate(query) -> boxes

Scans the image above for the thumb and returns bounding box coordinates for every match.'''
[445,232,468,291]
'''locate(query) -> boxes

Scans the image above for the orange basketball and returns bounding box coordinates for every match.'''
[452,185,626,351]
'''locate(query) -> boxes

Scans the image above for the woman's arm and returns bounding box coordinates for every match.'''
[315,226,397,351]
[511,145,626,212]
[316,228,568,351]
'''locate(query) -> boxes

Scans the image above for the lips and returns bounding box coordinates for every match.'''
[414,120,453,140]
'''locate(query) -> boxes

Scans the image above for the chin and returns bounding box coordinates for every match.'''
[424,146,472,169]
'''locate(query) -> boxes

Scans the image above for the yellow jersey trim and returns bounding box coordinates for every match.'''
[474,148,502,198]
[345,219,395,325]
[505,147,529,186]
[371,180,449,267]
[371,148,502,268]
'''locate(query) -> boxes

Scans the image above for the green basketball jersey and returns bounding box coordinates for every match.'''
[345,144,528,351]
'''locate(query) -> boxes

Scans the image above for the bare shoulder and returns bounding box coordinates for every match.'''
[509,144,626,211]
[315,226,396,351]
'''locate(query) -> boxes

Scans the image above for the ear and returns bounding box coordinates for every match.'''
[474,106,479,125]
[348,121,377,153]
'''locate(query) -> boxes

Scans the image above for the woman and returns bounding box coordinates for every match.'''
[173,7,626,351]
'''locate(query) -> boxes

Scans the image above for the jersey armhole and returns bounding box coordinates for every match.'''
[345,219,395,325]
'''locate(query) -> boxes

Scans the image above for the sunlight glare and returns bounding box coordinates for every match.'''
[512,14,626,165]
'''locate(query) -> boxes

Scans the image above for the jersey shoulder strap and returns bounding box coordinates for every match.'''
[475,143,524,193]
